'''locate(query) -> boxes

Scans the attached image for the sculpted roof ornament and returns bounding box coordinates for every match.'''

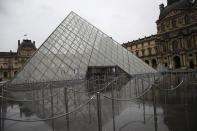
[18,39,36,49]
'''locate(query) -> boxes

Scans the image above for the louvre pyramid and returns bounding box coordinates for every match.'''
[11,11,156,84]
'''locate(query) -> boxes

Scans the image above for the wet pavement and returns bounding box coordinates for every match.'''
[1,73,197,131]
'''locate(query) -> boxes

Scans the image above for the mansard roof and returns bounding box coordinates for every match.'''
[159,0,195,20]
[0,52,17,57]
[19,39,36,49]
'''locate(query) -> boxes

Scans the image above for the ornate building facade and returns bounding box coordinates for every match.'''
[123,0,197,70]
[0,39,36,81]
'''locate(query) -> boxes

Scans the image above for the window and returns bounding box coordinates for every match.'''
[3,63,8,67]
[155,47,158,53]
[148,41,150,46]
[152,59,157,68]
[179,38,182,48]
[185,15,190,25]
[172,40,178,51]
[4,72,7,78]
[14,71,17,75]
[163,45,167,52]
[127,47,131,51]
[187,39,192,49]
[161,23,165,32]
[145,60,149,65]
[142,49,145,56]
[172,19,177,28]
[136,51,139,56]
[148,48,151,55]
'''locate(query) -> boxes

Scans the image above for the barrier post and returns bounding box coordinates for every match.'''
[97,92,102,131]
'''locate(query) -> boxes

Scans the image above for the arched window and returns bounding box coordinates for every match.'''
[145,60,149,65]
[173,56,181,69]
[152,59,157,68]
[172,40,178,51]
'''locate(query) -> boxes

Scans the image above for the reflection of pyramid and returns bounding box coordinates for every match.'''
[11,11,156,84]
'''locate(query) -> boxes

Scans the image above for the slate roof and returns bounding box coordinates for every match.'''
[0,52,17,57]
[159,0,195,20]
[19,39,36,49]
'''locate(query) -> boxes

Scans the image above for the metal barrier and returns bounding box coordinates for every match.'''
[0,71,197,131]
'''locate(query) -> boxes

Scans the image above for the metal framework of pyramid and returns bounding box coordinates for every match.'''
[11,11,156,84]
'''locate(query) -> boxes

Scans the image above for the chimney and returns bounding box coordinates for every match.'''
[18,40,20,47]
[159,4,164,12]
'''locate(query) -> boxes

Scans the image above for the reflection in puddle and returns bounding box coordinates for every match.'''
[1,72,197,131]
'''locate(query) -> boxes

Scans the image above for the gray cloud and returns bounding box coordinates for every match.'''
[0,0,166,52]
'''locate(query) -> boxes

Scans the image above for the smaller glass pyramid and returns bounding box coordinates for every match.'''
[11,11,156,84]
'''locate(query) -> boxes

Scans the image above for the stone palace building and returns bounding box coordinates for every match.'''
[123,0,197,70]
[0,39,36,81]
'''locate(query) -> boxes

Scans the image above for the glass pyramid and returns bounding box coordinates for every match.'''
[11,11,156,84]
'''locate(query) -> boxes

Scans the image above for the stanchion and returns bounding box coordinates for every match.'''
[142,80,146,124]
[50,83,55,131]
[111,84,116,131]
[97,92,102,131]
[0,84,4,131]
[152,84,158,131]
[64,87,70,131]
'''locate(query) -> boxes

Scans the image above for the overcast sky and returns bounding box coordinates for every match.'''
[0,0,166,52]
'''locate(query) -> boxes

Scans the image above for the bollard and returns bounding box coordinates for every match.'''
[137,79,140,95]
[111,86,116,131]
[134,78,137,96]
[141,80,146,124]
[0,84,4,131]
[64,87,70,131]
[152,84,158,131]
[50,84,55,131]
[42,88,45,117]
[96,92,102,131]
